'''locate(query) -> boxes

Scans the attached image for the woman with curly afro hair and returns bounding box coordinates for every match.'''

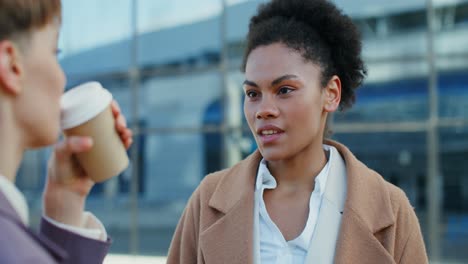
[167,0,428,263]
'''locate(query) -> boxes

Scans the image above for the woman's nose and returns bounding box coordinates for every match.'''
[256,97,279,120]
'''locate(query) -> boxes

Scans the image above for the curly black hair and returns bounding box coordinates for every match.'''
[241,0,367,111]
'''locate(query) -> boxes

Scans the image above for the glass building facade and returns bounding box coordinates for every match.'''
[17,0,468,262]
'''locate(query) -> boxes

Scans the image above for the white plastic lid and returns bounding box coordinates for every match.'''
[60,81,113,129]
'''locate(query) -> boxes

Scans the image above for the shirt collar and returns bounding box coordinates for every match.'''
[255,144,333,196]
[0,174,29,226]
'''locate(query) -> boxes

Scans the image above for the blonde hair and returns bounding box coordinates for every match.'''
[0,0,61,42]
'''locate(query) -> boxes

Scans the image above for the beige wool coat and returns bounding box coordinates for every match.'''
[167,140,428,264]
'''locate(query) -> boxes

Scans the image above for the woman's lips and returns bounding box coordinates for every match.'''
[257,125,284,144]
[258,132,284,144]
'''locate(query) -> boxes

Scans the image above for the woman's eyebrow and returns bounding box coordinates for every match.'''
[243,74,299,88]
[271,74,299,86]
[243,80,258,87]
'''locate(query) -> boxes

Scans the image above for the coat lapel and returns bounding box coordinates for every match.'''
[327,140,396,264]
[28,227,69,262]
[334,212,395,264]
[306,146,347,264]
[199,140,398,264]
[0,189,24,225]
[200,151,261,264]
[0,190,67,263]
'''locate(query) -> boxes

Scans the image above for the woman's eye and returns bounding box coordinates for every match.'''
[278,87,293,95]
[246,90,258,98]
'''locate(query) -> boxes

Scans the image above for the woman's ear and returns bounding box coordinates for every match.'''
[323,75,341,113]
[0,40,23,96]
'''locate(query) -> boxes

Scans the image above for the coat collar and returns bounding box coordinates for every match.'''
[0,188,23,225]
[201,151,261,264]
[325,139,395,233]
[306,145,347,263]
[0,175,29,225]
[202,139,396,263]
[327,140,396,263]
[208,140,395,231]
[0,189,68,263]
[208,150,262,214]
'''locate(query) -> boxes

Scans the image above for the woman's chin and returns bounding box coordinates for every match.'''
[259,148,290,162]
[27,130,60,149]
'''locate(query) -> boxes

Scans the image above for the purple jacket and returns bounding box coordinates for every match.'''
[0,191,111,263]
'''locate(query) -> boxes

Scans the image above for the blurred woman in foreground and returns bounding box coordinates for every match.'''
[0,0,132,263]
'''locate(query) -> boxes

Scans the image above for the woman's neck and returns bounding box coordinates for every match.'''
[0,105,24,182]
[267,141,328,192]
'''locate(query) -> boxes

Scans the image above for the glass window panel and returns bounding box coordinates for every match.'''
[17,148,52,231]
[455,2,468,26]
[353,17,378,39]
[59,0,133,76]
[141,71,222,129]
[133,131,226,254]
[439,71,468,119]
[143,132,207,201]
[332,132,428,210]
[137,0,222,34]
[60,0,132,57]
[335,78,429,123]
[387,10,427,34]
[16,149,49,196]
[439,126,468,261]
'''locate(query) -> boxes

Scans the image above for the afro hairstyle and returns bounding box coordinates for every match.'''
[242,0,367,111]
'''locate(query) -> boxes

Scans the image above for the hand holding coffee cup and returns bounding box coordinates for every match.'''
[60,82,130,183]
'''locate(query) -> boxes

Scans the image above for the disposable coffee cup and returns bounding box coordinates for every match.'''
[60,81,129,183]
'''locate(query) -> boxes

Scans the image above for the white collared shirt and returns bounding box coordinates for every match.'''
[0,173,107,241]
[255,145,334,264]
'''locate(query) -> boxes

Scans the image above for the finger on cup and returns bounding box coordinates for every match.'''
[54,137,93,161]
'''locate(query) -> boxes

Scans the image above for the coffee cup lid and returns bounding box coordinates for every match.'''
[60,81,113,129]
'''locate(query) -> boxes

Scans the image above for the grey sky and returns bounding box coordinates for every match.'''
[58,0,446,58]
[59,0,247,57]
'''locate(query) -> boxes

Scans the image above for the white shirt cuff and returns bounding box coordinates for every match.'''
[43,211,108,241]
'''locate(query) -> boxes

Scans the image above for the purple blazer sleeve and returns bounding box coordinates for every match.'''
[0,215,59,263]
[40,217,111,264]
